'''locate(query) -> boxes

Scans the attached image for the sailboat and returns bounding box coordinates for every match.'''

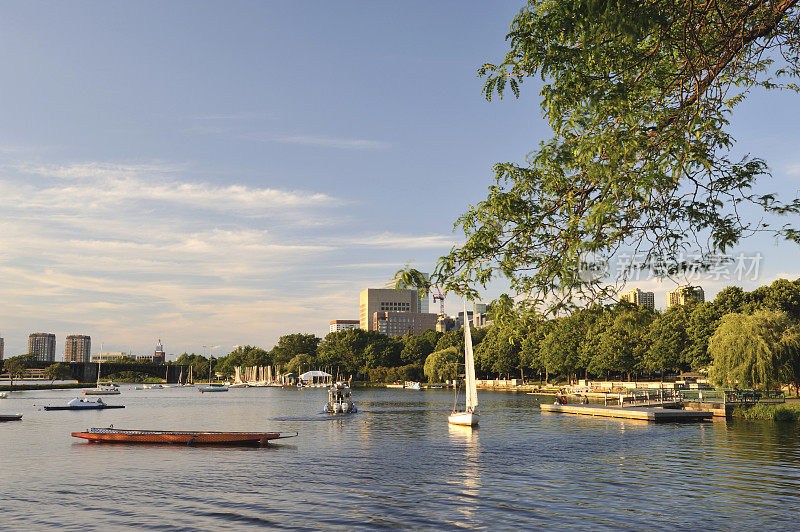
[83,355,120,396]
[448,303,479,426]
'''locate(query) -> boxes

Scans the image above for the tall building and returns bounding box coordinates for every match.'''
[140,339,166,363]
[28,333,56,362]
[381,272,430,314]
[359,288,420,331]
[373,311,438,337]
[64,335,91,363]
[0,336,4,361]
[619,288,655,310]
[667,286,705,308]
[330,320,360,333]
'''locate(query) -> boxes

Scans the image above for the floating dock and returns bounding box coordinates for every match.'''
[540,403,712,422]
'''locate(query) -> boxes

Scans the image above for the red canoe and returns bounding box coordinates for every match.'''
[71,427,297,446]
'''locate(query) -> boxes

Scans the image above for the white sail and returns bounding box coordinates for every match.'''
[463,302,478,411]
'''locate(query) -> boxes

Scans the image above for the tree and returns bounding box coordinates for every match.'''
[44,363,73,384]
[780,323,800,396]
[270,334,320,366]
[643,308,689,379]
[3,354,36,386]
[286,353,316,375]
[399,1,800,315]
[709,310,793,389]
[400,333,438,366]
[423,347,460,384]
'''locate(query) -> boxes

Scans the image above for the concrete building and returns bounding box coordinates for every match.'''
[330,320,360,333]
[373,311,438,337]
[667,286,705,308]
[137,339,166,364]
[28,333,56,362]
[436,315,457,332]
[382,272,430,314]
[0,336,4,360]
[91,351,132,363]
[359,288,420,331]
[619,288,656,310]
[64,335,91,363]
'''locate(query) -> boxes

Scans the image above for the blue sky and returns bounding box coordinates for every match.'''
[0,1,798,358]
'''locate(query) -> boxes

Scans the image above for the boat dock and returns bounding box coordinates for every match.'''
[540,403,712,422]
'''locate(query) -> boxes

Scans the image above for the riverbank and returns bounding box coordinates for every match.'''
[0,382,90,392]
[732,402,800,422]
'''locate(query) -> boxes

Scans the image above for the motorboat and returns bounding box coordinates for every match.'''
[198,384,228,393]
[405,381,422,390]
[0,413,22,421]
[323,382,357,414]
[44,397,125,411]
[71,427,298,446]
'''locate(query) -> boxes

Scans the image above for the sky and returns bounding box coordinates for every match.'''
[0,1,799,359]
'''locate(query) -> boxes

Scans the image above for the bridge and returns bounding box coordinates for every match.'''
[2,361,189,383]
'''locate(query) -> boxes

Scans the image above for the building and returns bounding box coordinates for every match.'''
[28,333,56,362]
[137,339,166,364]
[359,288,420,331]
[436,315,457,332]
[64,335,91,363]
[667,286,705,308]
[91,351,132,363]
[381,272,430,314]
[373,311,438,337]
[330,320,360,333]
[619,288,655,310]
[0,336,4,360]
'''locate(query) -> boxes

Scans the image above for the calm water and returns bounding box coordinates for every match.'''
[1,386,799,530]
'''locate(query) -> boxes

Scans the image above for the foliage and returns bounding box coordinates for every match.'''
[285,353,316,375]
[709,310,793,389]
[269,334,320,366]
[44,363,73,383]
[3,354,36,386]
[398,1,800,316]
[424,347,460,383]
[732,403,800,422]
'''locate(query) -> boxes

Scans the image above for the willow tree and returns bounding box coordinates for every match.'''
[401,0,800,315]
[708,309,793,389]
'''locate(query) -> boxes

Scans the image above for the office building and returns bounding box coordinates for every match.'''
[667,286,705,309]
[137,339,166,363]
[28,333,56,362]
[0,336,4,360]
[359,288,420,331]
[330,320,360,333]
[381,272,430,314]
[91,351,131,363]
[373,311,438,337]
[65,335,91,363]
[619,288,656,310]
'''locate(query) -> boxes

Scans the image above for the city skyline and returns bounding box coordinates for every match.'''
[1,2,800,356]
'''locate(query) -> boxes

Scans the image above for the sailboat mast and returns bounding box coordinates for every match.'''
[463,302,478,411]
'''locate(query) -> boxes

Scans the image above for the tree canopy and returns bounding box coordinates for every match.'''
[401,0,800,314]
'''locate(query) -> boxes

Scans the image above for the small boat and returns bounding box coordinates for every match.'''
[142,384,163,389]
[385,382,405,389]
[198,384,228,393]
[71,427,298,446]
[84,360,121,395]
[405,381,422,390]
[323,382,357,414]
[44,397,125,411]
[0,392,7,399]
[448,302,479,427]
[0,413,22,421]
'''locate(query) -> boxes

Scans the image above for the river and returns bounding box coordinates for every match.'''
[1,386,798,530]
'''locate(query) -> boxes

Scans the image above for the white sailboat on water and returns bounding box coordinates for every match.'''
[448,302,479,427]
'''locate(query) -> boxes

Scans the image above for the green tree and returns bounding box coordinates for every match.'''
[285,353,316,375]
[780,324,800,396]
[400,333,438,366]
[3,354,36,386]
[643,308,688,380]
[270,334,320,366]
[685,302,720,369]
[44,362,73,384]
[399,1,800,316]
[709,310,793,389]
[423,346,460,383]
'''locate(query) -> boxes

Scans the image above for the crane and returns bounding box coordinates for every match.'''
[432,285,445,317]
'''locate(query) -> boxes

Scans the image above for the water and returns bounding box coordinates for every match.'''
[1,387,799,530]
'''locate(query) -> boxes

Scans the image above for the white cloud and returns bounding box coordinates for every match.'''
[346,232,458,249]
[266,135,390,150]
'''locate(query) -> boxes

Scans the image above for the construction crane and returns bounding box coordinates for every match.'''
[432,285,446,317]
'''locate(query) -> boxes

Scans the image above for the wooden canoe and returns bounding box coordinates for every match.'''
[71,427,297,446]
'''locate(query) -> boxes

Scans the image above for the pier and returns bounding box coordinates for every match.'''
[540,403,713,422]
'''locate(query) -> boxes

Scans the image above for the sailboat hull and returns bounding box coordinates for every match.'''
[448,411,479,426]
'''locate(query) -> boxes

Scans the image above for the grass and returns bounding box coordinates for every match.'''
[732,402,800,422]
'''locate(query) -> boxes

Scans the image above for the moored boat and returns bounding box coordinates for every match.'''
[44,397,125,411]
[71,427,298,446]
[83,383,121,395]
[198,384,228,393]
[0,413,22,421]
[0,392,7,399]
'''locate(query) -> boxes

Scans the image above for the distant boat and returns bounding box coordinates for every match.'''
[84,359,121,395]
[386,383,405,389]
[0,392,7,399]
[0,413,22,421]
[404,381,422,390]
[71,427,298,446]
[448,302,479,427]
[44,397,125,411]
[198,384,228,393]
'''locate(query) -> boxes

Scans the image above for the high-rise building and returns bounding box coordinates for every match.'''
[359,288,420,331]
[667,286,705,308]
[65,335,91,363]
[330,320,360,333]
[619,288,655,310]
[28,333,56,362]
[0,336,4,361]
[382,272,430,314]
[373,311,438,337]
